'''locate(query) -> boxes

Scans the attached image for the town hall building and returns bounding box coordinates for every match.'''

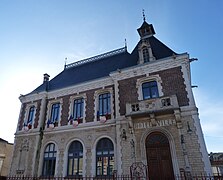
[9,17,212,179]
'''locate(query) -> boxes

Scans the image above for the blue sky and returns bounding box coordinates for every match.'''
[0,0,222,152]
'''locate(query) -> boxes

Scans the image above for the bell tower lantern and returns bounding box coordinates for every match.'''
[137,11,155,39]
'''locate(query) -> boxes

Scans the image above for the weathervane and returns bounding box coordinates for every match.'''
[142,9,146,22]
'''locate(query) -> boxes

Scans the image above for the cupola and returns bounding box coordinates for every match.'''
[137,11,155,39]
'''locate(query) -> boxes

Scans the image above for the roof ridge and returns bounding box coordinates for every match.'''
[65,47,127,69]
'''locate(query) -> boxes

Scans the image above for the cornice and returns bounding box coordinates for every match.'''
[20,77,114,103]
[110,54,189,81]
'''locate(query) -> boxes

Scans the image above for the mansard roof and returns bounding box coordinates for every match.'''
[30,36,176,95]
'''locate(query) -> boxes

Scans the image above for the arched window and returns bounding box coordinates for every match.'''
[96,138,114,176]
[142,81,159,100]
[142,47,149,62]
[42,143,57,176]
[67,141,83,176]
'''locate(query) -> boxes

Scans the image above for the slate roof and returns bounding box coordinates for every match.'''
[29,35,176,95]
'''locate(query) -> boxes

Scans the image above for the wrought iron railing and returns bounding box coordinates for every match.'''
[4,174,223,180]
[65,47,127,69]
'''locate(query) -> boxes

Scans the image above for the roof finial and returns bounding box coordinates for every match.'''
[142,9,146,22]
[64,57,67,69]
[125,38,127,50]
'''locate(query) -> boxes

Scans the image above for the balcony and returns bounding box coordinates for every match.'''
[126,95,179,117]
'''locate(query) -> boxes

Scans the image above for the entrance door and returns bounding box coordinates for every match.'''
[146,132,174,180]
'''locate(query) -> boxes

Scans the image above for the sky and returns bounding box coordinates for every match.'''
[0,0,222,152]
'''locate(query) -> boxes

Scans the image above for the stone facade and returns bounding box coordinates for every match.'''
[0,138,13,176]
[10,19,212,178]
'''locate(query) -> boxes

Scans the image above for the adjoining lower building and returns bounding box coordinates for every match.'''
[0,138,13,177]
[209,153,223,176]
[10,17,212,179]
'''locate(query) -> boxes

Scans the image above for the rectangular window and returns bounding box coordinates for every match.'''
[73,98,83,123]
[142,81,159,100]
[99,93,111,116]
[51,103,60,123]
[27,106,35,124]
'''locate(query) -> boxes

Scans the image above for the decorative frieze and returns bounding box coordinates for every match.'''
[134,119,176,129]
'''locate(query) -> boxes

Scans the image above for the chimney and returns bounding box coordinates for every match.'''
[43,73,50,83]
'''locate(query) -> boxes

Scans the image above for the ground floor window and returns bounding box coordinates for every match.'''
[96,138,114,176]
[42,143,57,176]
[67,141,83,176]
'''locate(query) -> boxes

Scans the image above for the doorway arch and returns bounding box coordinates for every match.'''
[146,132,174,180]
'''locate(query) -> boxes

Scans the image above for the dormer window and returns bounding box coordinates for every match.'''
[142,47,149,62]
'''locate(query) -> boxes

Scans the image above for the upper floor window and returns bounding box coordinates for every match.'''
[142,47,149,62]
[67,141,83,177]
[27,106,35,125]
[23,105,36,131]
[48,103,60,127]
[42,143,57,176]
[142,81,159,100]
[96,138,114,176]
[73,98,83,123]
[98,93,111,121]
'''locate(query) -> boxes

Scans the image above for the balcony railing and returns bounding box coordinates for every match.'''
[126,95,179,117]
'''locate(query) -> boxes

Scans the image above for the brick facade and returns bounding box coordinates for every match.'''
[119,75,145,115]
[151,67,189,106]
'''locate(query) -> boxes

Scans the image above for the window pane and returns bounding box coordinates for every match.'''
[108,156,114,175]
[151,87,159,98]
[107,96,111,114]
[79,158,83,175]
[144,90,150,99]
[73,158,78,175]
[97,157,102,175]
[103,157,108,175]
[99,97,103,115]
[68,159,73,175]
